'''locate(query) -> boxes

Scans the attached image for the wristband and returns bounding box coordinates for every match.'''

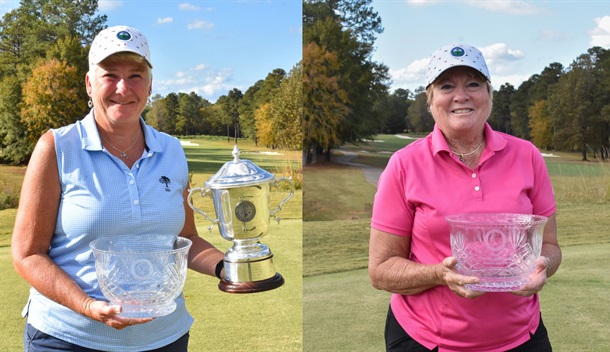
[215,259,224,279]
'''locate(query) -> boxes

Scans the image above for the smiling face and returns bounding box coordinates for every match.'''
[427,66,492,140]
[86,53,152,128]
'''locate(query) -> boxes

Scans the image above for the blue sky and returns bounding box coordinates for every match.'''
[373,0,610,93]
[3,1,609,100]
[0,0,302,102]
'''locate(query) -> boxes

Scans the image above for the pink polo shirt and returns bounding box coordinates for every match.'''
[371,123,556,352]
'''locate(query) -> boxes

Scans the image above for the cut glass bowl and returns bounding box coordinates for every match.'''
[90,234,192,318]
[446,213,547,292]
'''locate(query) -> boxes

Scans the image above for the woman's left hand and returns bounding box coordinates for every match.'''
[84,299,154,330]
[510,256,550,297]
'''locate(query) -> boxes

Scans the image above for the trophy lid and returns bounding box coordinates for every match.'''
[204,145,275,189]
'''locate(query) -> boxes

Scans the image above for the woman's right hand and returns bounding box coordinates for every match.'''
[84,299,153,330]
[440,257,486,299]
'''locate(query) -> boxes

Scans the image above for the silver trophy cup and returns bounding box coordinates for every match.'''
[188,145,294,293]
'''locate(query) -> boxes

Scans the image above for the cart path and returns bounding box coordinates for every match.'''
[334,150,383,187]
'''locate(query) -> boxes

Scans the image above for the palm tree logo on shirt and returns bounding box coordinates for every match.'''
[159,176,171,192]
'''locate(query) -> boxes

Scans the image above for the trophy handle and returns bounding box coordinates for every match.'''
[269,177,295,224]
[187,187,218,232]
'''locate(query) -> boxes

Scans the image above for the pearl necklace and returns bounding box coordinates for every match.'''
[450,140,484,162]
[101,131,140,160]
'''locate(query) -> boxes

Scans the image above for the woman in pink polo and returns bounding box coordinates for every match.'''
[369,43,561,352]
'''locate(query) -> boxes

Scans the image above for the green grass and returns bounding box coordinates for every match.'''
[303,134,610,352]
[0,139,302,351]
[182,138,301,180]
[302,164,377,221]
[303,269,390,352]
[303,218,371,276]
[0,209,17,246]
[540,243,610,351]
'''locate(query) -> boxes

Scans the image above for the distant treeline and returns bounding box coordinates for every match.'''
[143,65,301,153]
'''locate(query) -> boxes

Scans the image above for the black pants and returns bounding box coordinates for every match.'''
[24,323,190,352]
[385,306,552,352]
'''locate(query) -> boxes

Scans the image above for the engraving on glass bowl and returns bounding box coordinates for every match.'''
[131,258,155,280]
[483,229,507,252]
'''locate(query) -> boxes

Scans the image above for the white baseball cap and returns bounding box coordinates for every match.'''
[89,25,152,68]
[425,43,490,87]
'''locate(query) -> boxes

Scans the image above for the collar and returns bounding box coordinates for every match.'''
[431,122,507,157]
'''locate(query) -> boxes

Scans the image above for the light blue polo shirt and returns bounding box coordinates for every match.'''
[23,112,194,351]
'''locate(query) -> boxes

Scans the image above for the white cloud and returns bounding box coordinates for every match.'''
[179,3,200,11]
[480,43,525,76]
[390,57,428,82]
[155,65,234,101]
[481,43,524,63]
[491,73,531,89]
[406,0,544,15]
[156,17,173,25]
[98,0,123,11]
[199,70,235,96]
[590,16,610,47]
[187,20,214,30]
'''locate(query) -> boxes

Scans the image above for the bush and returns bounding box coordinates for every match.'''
[0,191,19,210]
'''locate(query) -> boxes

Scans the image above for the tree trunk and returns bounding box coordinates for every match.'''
[324,147,332,162]
[581,142,588,161]
[302,146,309,167]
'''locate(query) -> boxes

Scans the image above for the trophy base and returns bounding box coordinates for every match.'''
[219,273,284,294]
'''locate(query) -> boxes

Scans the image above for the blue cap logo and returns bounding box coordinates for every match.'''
[451,46,465,57]
[116,31,132,41]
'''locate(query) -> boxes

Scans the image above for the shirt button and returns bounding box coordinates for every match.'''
[134,200,139,205]
[474,186,480,191]
[472,173,477,178]
[129,180,135,185]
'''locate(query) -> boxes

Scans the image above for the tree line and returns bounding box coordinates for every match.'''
[304,0,610,164]
[0,0,301,165]
[144,65,301,151]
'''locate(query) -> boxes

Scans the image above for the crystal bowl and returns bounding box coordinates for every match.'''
[446,213,547,292]
[90,234,192,318]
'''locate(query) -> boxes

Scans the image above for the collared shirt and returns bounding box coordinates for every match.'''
[23,111,193,351]
[371,123,556,352]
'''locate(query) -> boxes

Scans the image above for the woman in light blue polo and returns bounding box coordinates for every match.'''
[12,25,226,351]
